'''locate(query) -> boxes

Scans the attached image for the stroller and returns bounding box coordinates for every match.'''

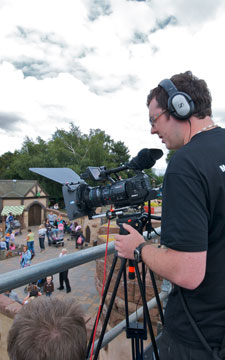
[10,219,22,235]
[50,223,64,247]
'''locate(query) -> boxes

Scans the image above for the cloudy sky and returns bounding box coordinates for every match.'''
[1,0,225,173]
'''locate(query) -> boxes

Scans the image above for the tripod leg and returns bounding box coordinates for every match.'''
[132,338,136,360]
[92,257,127,360]
[142,262,147,334]
[124,260,141,360]
[134,262,160,360]
[140,338,144,359]
[149,269,164,325]
[136,336,139,359]
[123,261,130,330]
[87,253,119,357]
[135,336,144,360]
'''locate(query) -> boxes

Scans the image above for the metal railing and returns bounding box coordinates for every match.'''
[0,242,115,292]
[0,227,162,292]
[0,227,169,357]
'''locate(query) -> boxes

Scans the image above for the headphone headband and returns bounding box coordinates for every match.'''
[159,79,195,120]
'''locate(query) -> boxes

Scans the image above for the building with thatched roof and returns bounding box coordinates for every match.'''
[0,180,48,228]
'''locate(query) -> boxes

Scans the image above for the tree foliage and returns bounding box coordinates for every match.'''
[0,125,130,201]
[166,150,176,163]
[0,124,163,204]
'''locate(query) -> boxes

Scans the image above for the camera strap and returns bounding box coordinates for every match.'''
[178,287,225,359]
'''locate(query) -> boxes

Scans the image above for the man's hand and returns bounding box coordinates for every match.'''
[114,223,145,259]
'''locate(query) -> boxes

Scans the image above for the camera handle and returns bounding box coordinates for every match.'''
[87,212,161,360]
[116,212,146,280]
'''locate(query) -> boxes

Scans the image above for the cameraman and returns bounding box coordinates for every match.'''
[115,71,225,359]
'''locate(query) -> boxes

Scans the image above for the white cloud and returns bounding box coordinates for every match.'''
[150,0,225,26]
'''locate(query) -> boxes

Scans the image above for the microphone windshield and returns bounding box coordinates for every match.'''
[129,148,163,170]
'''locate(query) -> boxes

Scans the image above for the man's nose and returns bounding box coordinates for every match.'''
[151,126,157,135]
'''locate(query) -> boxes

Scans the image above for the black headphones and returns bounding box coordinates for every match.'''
[158,79,195,120]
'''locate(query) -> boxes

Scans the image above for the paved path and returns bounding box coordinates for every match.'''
[0,226,100,318]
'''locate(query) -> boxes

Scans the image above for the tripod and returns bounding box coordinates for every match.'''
[87,211,163,360]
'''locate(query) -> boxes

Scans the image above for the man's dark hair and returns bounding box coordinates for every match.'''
[7,297,87,360]
[147,71,212,119]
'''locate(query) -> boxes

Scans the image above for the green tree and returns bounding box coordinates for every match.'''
[0,125,130,201]
[108,140,130,166]
[0,151,19,179]
[48,124,86,174]
[0,136,62,200]
[82,129,130,171]
[166,150,176,163]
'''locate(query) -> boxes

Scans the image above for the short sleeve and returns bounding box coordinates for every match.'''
[161,173,209,252]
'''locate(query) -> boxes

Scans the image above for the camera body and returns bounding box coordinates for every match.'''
[63,170,157,220]
[30,147,163,220]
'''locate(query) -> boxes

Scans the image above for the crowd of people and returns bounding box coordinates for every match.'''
[4,211,88,359]
[0,212,19,251]
[8,211,89,306]
[1,210,86,309]
[5,275,56,306]
[16,215,85,300]
[20,213,85,259]
[0,208,86,254]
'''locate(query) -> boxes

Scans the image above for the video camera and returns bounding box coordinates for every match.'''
[30,148,163,220]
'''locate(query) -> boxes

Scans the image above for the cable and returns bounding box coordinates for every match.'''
[188,118,192,142]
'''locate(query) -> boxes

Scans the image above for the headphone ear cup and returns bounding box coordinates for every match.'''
[159,79,195,120]
[168,92,195,120]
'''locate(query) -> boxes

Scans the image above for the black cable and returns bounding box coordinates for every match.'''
[179,287,225,359]
[178,287,219,358]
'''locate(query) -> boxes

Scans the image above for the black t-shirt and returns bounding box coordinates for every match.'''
[161,127,225,348]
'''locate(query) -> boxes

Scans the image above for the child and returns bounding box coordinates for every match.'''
[10,230,15,243]
[0,238,7,250]
[22,284,42,304]
[38,224,46,252]
[5,232,11,250]
[77,231,85,249]
[9,243,16,251]
[20,246,31,268]
[43,276,54,297]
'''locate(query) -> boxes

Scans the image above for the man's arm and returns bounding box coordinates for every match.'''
[114,223,206,290]
[141,244,206,290]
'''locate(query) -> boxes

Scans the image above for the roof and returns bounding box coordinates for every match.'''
[1,205,25,216]
[0,180,48,198]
